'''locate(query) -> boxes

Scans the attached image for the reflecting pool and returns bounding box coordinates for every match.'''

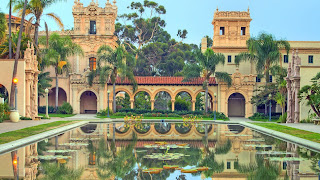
[0,122,319,179]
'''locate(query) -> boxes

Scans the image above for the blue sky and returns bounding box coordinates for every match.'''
[1,0,320,45]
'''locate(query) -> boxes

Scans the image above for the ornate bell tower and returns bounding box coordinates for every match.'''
[72,0,117,36]
[212,8,252,47]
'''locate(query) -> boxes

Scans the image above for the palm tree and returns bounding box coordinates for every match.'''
[9,0,27,108]
[183,48,232,113]
[0,31,31,58]
[88,44,137,113]
[235,33,290,85]
[13,0,64,50]
[8,0,13,59]
[38,71,52,97]
[0,12,6,44]
[40,33,83,110]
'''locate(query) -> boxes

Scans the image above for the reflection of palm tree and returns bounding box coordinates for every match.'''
[41,162,83,180]
[236,155,280,180]
[96,134,137,179]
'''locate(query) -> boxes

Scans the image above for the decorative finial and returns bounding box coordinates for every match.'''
[96,0,98,4]
[113,0,116,4]
[247,6,250,12]
[216,6,219,12]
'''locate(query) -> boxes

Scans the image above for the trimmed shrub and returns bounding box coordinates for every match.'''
[97,108,113,116]
[20,116,32,120]
[278,112,287,123]
[0,103,10,122]
[38,106,55,114]
[57,102,73,114]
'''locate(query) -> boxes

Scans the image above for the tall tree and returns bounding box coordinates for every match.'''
[0,31,31,58]
[13,0,64,51]
[183,48,232,113]
[40,33,83,110]
[88,45,137,113]
[235,33,290,85]
[9,0,27,108]
[0,12,6,44]
[8,0,13,59]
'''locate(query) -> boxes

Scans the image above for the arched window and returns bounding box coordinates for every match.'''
[89,57,96,71]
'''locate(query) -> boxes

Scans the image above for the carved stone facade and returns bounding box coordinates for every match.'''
[286,50,301,123]
[24,42,40,119]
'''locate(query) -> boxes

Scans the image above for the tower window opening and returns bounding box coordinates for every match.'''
[89,21,96,34]
[89,57,96,71]
[220,27,225,35]
[241,27,246,35]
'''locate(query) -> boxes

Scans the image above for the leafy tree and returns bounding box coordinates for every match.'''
[0,12,6,44]
[235,33,290,84]
[116,0,187,61]
[38,71,52,98]
[116,93,131,109]
[183,48,232,113]
[168,93,191,111]
[13,0,64,49]
[88,44,137,113]
[134,91,151,109]
[154,91,170,110]
[299,72,320,118]
[40,33,83,110]
[9,0,28,108]
[195,93,204,111]
[0,31,31,58]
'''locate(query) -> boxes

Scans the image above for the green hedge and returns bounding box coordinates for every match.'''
[38,102,73,115]
[0,103,10,122]
[249,112,280,120]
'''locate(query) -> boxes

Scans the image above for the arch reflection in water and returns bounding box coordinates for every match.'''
[154,122,171,134]
[227,125,245,134]
[80,124,97,134]
[134,123,151,134]
[175,123,192,134]
[196,124,212,134]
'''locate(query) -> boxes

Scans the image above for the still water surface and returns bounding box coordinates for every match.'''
[0,122,319,180]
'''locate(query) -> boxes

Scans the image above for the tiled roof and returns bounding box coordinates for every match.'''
[5,14,30,23]
[109,76,216,86]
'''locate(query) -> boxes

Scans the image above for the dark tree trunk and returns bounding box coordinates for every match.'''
[9,0,28,108]
[113,82,116,113]
[8,0,12,59]
[33,17,40,54]
[205,82,209,114]
[55,74,59,110]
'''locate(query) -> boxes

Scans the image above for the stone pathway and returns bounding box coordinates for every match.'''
[0,119,62,134]
[65,114,99,120]
[229,117,253,122]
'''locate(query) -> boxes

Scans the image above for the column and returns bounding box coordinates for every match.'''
[33,73,39,117]
[294,79,300,123]
[171,99,175,112]
[99,88,104,111]
[25,76,31,117]
[76,55,79,73]
[72,87,77,114]
[191,100,196,111]
[130,100,134,109]
[286,78,292,123]
[151,99,155,111]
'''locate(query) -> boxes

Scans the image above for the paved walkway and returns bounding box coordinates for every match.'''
[65,114,99,120]
[280,123,320,134]
[0,119,63,134]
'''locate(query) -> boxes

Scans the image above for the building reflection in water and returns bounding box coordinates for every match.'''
[0,123,318,179]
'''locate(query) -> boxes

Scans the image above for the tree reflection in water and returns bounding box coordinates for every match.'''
[40,162,83,180]
[96,133,137,179]
[236,155,280,180]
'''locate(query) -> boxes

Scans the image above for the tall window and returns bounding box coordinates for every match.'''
[89,57,96,71]
[228,55,232,63]
[256,77,261,82]
[89,21,96,34]
[220,27,225,35]
[269,75,273,83]
[241,27,246,35]
[227,162,231,169]
[308,55,313,64]
[284,55,288,63]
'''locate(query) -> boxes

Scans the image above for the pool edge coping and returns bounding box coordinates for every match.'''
[0,121,88,155]
[240,122,320,152]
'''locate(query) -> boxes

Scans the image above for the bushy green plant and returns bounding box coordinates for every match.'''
[0,103,10,122]
[56,102,73,114]
[97,108,113,116]
[20,116,32,120]
[38,106,56,114]
[278,112,287,123]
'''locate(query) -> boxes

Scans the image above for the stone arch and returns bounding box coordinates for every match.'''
[133,88,153,99]
[80,124,98,134]
[134,89,152,110]
[48,87,67,107]
[173,90,193,111]
[79,90,99,114]
[173,89,195,101]
[227,92,246,117]
[115,89,132,110]
[115,88,133,99]
[194,89,215,111]
[0,84,9,102]
[153,89,172,111]
[152,88,173,100]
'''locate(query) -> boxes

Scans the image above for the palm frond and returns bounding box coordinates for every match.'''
[215,71,232,87]
[45,12,64,30]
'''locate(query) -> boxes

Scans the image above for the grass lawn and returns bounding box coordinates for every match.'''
[0,121,76,144]
[251,123,320,143]
[97,115,227,121]
[250,119,279,122]
[38,114,76,118]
